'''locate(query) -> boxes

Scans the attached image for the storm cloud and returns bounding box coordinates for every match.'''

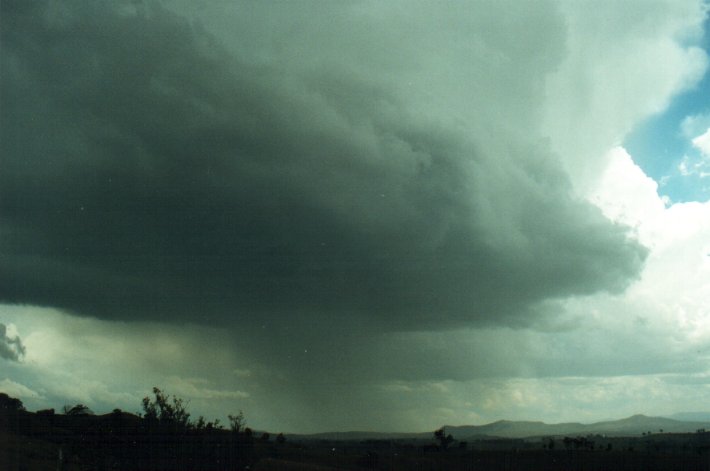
[0,0,648,333]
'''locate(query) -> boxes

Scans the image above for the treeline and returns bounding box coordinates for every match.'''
[0,388,276,470]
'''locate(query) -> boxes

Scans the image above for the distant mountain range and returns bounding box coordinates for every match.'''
[444,414,710,439]
[289,414,710,441]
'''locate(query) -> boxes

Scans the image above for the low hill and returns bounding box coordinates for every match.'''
[445,414,710,439]
[287,415,710,442]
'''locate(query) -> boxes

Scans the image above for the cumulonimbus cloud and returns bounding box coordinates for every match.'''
[0,0,647,333]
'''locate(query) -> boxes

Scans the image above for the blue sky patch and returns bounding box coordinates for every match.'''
[624,13,710,203]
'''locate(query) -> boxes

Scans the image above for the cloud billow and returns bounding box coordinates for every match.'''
[0,0,647,332]
[0,323,25,362]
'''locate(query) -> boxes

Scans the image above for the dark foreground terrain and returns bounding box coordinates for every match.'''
[4,391,710,471]
[249,435,710,471]
[0,408,253,470]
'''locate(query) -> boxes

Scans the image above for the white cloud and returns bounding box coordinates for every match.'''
[585,145,710,357]
[678,154,710,179]
[682,113,710,138]
[589,147,666,243]
[668,126,710,182]
[692,127,710,157]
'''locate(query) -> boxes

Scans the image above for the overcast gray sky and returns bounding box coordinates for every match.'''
[2,0,710,433]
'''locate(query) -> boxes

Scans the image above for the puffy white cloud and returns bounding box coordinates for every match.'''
[692,127,710,157]
[673,124,710,182]
[580,145,710,370]
[682,113,710,138]
[589,147,667,241]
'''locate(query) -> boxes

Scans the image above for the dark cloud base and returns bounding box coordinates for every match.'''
[0,0,646,333]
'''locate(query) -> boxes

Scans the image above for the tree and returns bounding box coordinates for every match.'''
[0,393,24,412]
[434,427,454,450]
[195,416,206,430]
[63,404,93,415]
[276,433,286,444]
[228,410,246,433]
[141,387,190,430]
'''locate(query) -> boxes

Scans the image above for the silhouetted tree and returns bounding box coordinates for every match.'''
[434,427,454,450]
[141,387,190,430]
[0,392,24,411]
[261,432,270,442]
[276,432,286,444]
[206,418,223,431]
[228,410,245,433]
[195,415,206,430]
[63,404,93,415]
[3,386,255,471]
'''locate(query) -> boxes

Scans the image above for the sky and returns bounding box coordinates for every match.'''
[1,0,710,434]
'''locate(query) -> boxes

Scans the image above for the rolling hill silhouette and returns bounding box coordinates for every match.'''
[291,414,710,441]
